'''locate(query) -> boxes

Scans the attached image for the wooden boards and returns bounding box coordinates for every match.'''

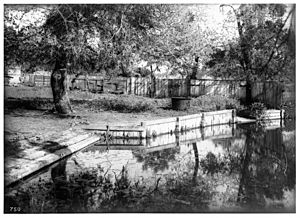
[86,110,236,139]
[5,134,100,186]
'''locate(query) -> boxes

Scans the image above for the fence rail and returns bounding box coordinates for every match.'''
[21,74,283,108]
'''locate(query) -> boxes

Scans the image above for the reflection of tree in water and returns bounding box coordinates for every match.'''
[133,147,180,173]
[200,152,227,175]
[198,123,295,210]
[192,143,199,184]
[50,158,74,212]
[237,123,295,210]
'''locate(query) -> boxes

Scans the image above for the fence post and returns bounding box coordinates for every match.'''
[130,77,133,95]
[150,75,156,98]
[168,79,172,97]
[125,78,128,94]
[186,76,191,97]
[232,109,236,124]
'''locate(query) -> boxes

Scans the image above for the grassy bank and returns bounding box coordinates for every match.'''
[4,165,211,213]
[5,85,243,113]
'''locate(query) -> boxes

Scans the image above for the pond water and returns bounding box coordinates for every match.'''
[6,120,295,213]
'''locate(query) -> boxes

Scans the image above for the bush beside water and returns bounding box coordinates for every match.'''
[190,95,245,112]
[4,165,211,213]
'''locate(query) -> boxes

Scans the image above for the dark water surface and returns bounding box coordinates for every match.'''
[5,120,295,213]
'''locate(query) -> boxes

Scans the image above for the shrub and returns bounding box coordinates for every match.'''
[190,95,244,112]
[249,102,267,119]
[72,94,157,113]
[5,163,212,213]
[101,94,156,112]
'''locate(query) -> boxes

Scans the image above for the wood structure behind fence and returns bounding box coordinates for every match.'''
[251,81,283,108]
[22,75,283,108]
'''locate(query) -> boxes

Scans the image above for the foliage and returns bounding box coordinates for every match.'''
[141,5,228,78]
[4,5,232,78]
[73,94,157,113]
[5,162,212,213]
[4,5,167,75]
[280,101,295,119]
[249,102,267,119]
[4,6,51,68]
[133,147,180,173]
[4,98,53,111]
[5,166,132,213]
[200,152,227,175]
[190,94,244,112]
[100,94,156,112]
[205,4,295,83]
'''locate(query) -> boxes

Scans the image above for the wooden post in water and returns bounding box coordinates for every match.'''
[232,109,236,124]
[200,113,205,128]
[175,117,180,133]
[106,125,110,149]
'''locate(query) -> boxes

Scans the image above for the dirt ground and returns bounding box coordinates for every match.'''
[4,104,190,154]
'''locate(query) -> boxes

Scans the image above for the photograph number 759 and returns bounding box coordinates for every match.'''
[3,2,296,214]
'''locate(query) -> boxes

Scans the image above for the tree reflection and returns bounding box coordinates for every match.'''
[236,123,295,210]
[133,147,180,173]
[192,142,199,184]
[198,122,295,211]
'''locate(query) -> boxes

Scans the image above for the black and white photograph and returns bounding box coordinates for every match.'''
[2,1,296,214]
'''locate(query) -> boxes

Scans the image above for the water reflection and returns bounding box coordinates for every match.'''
[235,123,295,211]
[7,120,295,212]
[69,121,295,211]
[133,146,180,173]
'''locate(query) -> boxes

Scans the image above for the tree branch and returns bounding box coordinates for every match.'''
[261,8,294,71]
[106,12,123,43]
[56,6,69,34]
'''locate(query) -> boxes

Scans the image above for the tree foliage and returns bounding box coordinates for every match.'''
[205,4,295,82]
[5,4,295,81]
[141,5,224,77]
[4,5,168,76]
[4,4,229,78]
[4,5,51,70]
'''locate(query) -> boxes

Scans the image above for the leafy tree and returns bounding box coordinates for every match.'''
[205,4,295,104]
[141,5,224,78]
[4,5,51,70]
[4,4,165,115]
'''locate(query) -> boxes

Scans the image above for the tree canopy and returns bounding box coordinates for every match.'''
[205,4,295,82]
[4,4,295,81]
[5,5,165,75]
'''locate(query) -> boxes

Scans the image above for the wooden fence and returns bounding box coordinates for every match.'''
[251,81,283,108]
[22,75,283,108]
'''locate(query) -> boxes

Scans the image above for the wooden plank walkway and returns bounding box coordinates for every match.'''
[5,130,100,186]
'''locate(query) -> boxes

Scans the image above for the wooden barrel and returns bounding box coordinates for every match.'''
[171,97,191,110]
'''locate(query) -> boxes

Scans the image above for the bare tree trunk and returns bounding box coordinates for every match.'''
[51,68,73,115]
